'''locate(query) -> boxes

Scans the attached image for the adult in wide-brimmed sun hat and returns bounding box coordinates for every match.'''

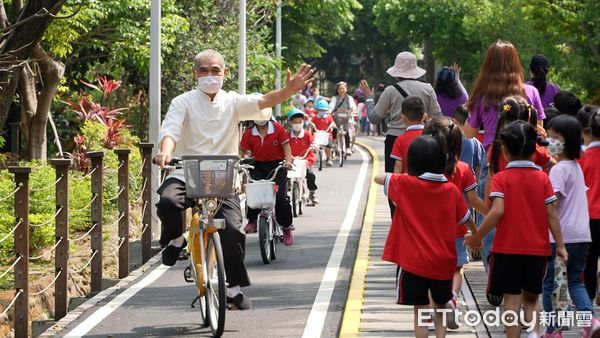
[386,51,427,79]
[358,51,442,217]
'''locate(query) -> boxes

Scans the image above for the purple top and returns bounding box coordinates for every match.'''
[466,83,545,149]
[525,81,560,109]
[437,76,468,117]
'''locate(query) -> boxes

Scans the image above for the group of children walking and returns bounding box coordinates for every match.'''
[376,92,600,338]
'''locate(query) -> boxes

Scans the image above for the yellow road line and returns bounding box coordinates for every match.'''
[339,141,379,338]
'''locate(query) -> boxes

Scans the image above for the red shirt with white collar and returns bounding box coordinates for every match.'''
[310,115,336,138]
[487,144,551,173]
[390,125,424,173]
[382,173,470,280]
[581,141,600,219]
[240,121,289,162]
[489,161,557,256]
[288,129,315,167]
[445,161,477,238]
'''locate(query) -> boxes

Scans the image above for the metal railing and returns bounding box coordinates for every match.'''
[0,143,154,337]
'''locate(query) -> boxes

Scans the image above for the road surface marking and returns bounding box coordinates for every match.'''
[339,141,379,337]
[302,147,369,338]
[63,264,171,337]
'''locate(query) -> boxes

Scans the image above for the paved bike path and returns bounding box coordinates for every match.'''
[44,143,373,337]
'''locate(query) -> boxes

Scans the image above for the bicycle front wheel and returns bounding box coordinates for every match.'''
[318,148,323,171]
[206,232,226,337]
[258,214,272,264]
[292,182,300,218]
[190,232,209,327]
[339,133,346,167]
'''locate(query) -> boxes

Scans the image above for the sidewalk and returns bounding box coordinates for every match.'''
[341,137,479,337]
[342,136,595,338]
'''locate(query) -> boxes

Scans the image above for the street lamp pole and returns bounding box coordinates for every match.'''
[149,0,161,240]
[239,0,246,95]
[275,1,282,117]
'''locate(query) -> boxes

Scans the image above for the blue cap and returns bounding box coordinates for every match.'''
[315,99,329,111]
[287,108,305,121]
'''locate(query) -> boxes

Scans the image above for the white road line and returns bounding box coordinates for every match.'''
[63,264,171,337]
[302,147,369,338]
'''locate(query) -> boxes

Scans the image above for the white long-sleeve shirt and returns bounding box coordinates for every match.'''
[160,88,271,181]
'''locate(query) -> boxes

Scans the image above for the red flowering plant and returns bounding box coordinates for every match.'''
[63,76,131,171]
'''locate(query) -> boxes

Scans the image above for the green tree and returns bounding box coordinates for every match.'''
[281,0,361,65]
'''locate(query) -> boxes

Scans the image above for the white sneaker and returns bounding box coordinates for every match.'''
[346,148,352,156]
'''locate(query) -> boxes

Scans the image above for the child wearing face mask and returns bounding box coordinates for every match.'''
[288,109,319,205]
[310,99,336,166]
[540,114,599,337]
[240,118,295,245]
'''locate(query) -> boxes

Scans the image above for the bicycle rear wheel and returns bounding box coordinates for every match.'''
[206,232,226,337]
[258,214,272,264]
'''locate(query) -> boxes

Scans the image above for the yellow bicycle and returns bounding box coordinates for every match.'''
[161,155,244,337]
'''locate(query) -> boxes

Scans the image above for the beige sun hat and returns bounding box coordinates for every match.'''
[386,51,426,79]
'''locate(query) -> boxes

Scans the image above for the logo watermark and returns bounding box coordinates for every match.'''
[418,308,593,332]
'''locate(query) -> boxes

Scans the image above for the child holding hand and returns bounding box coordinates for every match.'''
[465,121,568,338]
[375,135,476,338]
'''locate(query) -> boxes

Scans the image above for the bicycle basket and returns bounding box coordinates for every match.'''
[288,159,307,179]
[182,155,239,199]
[245,182,276,209]
[333,112,350,126]
[314,131,330,146]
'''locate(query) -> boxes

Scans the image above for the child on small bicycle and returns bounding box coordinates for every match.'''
[240,118,295,245]
[310,99,336,167]
[288,108,319,205]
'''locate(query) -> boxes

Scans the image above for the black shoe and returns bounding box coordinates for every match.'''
[227,292,252,310]
[162,239,187,266]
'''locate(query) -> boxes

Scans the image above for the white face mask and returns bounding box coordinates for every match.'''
[546,137,565,156]
[292,123,303,132]
[317,111,326,118]
[254,120,268,126]
[197,75,223,94]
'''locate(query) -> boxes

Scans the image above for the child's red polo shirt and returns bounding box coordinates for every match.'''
[240,121,289,162]
[487,144,551,173]
[382,173,470,280]
[289,129,315,167]
[390,125,424,173]
[311,115,335,132]
[581,142,600,219]
[489,160,557,256]
[446,161,477,237]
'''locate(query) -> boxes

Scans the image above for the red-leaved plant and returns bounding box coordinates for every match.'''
[63,76,130,171]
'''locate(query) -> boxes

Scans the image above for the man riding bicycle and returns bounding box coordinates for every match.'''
[154,49,313,309]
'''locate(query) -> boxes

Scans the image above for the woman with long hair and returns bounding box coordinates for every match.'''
[464,40,545,150]
[526,54,561,109]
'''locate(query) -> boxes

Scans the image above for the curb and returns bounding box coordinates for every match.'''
[39,250,164,337]
[338,141,379,338]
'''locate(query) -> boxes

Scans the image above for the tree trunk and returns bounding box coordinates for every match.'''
[17,64,37,155]
[423,39,435,84]
[0,0,67,128]
[29,45,65,160]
